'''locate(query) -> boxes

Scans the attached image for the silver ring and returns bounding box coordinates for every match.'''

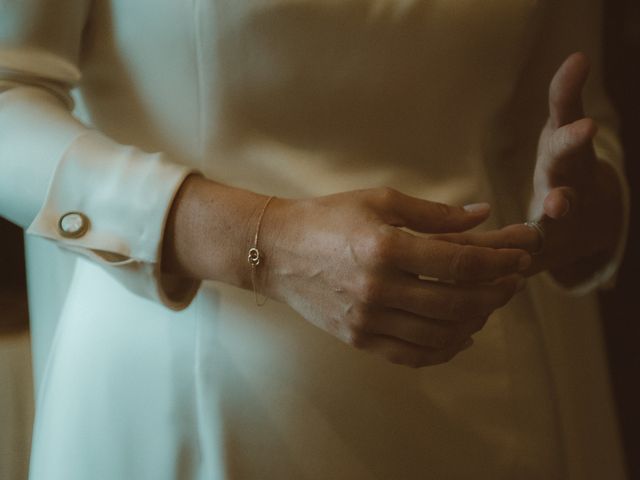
[524,220,545,255]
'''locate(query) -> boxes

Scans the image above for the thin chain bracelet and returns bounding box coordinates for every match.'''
[248,196,275,306]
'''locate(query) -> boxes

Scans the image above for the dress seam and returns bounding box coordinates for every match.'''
[191,0,206,475]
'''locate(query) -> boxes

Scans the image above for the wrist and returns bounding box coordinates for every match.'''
[248,196,298,301]
[161,175,267,288]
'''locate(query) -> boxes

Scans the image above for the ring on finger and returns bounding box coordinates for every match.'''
[524,220,545,255]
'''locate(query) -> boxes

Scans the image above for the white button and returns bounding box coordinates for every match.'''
[58,212,89,238]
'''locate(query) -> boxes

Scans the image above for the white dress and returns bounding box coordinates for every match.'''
[0,0,629,478]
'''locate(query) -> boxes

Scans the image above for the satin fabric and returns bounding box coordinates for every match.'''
[0,0,628,478]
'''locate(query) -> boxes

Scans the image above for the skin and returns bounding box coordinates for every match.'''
[433,53,624,286]
[163,183,529,368]
[162,53,623,368]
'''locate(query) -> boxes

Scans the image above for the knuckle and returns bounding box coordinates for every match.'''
[568,121,590,142]
[375,186,400,207]
[362,229,397,266]
[431,233,455,243]
[348,305,373,331]
[449,246,482,280]
[498,228,521,249]
[433,202,453,218]
[369,229,395,264]
[355,274,386,304]
[344,329,368,349]
[324,314,343,338]
[430,202,453,231]
[565,123,579,140]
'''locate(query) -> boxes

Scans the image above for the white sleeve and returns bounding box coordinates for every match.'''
[521,0,630,294]
[0,0,201,310]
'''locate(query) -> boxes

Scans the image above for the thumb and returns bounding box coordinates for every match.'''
[549,52,591,128]
[379,189,491,233]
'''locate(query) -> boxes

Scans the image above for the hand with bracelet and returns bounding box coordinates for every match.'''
[162,53,622,370]
[431,53,625,286]
[163,181,531,369]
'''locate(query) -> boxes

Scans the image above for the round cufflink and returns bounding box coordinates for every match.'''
[58,212,90,239]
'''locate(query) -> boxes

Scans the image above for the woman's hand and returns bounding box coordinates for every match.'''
[431,53,625,287]
[164,179,530,368]
[531,52,624,284]
[259,188,531,368]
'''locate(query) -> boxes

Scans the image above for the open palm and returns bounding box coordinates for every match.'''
[433,53,625,287]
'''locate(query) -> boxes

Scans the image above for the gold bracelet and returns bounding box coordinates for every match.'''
[248,196,275,306]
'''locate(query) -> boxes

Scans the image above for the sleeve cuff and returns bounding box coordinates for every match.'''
[538,157,630,296]
[26,130,201,310]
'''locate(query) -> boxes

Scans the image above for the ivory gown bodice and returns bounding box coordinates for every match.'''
[78,0,539,201]
[0,0,627,479]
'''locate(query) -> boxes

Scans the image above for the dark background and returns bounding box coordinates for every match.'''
[602,0,640,477]
[1,0,639,475]
[0,219,27,333]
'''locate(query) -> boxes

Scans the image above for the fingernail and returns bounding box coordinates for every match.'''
[460,338,474,351]
[518,255,532,272]
[463,202,490,214]
[559,197,571,217]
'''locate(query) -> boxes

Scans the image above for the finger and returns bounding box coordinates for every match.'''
[433,224,546,261]
[393,230,531,282]
[549,52,590,128]
[364,309,479,349]
[431,225,557,275]
[543,186,578,219]
[376,273,523,323]
[543,117,597,163]
[432,224,541,253]
[541,119,598,187]
[357,333,474,368]
[372,187,492,234]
